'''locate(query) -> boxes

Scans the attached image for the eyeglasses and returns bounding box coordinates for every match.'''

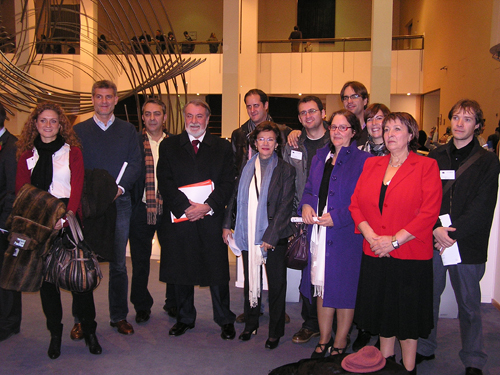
[328,125,352,132]
[341,94,361,102]
[257,137,276,143]
[299,108,319,117]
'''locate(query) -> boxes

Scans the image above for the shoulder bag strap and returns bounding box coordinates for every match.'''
[442,149,484,195]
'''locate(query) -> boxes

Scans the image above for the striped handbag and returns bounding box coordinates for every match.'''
[44,212,102,293]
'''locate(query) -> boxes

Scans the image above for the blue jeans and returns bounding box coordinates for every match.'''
[109,195,132,323]
[417,251,487,369]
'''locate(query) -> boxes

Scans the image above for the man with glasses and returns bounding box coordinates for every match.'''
[284,96,329,344]
[288,82,369,149]
[340,81,369,147]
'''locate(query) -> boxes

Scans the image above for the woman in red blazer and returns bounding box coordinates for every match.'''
[349,112,442,374]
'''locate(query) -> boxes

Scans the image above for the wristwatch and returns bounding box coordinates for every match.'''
[391,236,400,249]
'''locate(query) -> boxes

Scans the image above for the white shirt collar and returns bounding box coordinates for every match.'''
[93,114,116,131]
[188,131,206,144]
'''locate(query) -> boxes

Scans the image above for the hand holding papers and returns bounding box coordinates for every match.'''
[438,214,462,265]
[171,180,214,223]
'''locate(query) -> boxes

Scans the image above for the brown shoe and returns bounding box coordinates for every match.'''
[285,313,291,324]
[110,320,134,335]
[70,323,84,341]
[292,328,320,343]
[235,313,245,323]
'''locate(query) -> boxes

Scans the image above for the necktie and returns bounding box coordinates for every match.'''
[192,139,200,154]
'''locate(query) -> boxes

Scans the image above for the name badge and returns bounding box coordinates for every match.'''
[26,156,36,170]
[291,150,302,160]
[440,170,455,180]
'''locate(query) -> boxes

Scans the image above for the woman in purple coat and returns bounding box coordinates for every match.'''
[299,109,371,358]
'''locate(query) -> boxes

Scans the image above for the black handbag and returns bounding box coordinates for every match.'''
[285,223,309,270]
[44,212,102,293]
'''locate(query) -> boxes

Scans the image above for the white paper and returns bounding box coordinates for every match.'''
[291,217,318,223]
[171,180,214,223]
[439,214,462,265]
[227,235,241,256]
[116,162,128,185]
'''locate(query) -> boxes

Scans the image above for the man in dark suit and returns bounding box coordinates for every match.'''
[129,98,173,324]
[0,102,20,342]
[157,99,236,340]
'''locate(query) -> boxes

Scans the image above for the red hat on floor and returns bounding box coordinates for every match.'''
[341,346,386,373]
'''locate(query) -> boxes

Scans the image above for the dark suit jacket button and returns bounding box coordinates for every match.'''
[269,216,273,220]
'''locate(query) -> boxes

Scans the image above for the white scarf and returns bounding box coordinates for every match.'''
[311,205,327,299]
[311,151,334,299]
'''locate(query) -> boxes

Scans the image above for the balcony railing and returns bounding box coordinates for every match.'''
[258,35,424,53]
[2,35,423,56]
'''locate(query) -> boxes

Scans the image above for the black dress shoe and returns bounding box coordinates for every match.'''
[238,329,257,341]
[220,323,236,340]
[135,310,151,324]
[169,322,194,336]
[162,304,177,318]
[415,352,435,364]
[465,367,483,375]
[48,335,62,359]
[84,333,102,355]
[265,337,280,349]
[352,329,372,352]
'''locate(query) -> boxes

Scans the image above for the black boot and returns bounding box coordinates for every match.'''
[83,320,101,355]
[48,325,63,360]
[84,333,102,355]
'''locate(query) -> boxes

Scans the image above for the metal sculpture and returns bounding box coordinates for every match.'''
[0,0,205,133]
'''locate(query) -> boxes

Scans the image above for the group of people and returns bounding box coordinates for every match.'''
[0,80,498,375]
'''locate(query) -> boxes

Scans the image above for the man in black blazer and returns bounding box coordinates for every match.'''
[157,99,236,340]
[0,102,21,342]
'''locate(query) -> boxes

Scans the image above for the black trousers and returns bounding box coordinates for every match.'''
[129,202,163,312]
[242,239,287,339]
[174,283,235,327]
[40,281,96,335]
[0,233,22,336]
[164,283,176,309]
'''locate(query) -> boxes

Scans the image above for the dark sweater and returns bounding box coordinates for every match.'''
[74,117,142,194]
